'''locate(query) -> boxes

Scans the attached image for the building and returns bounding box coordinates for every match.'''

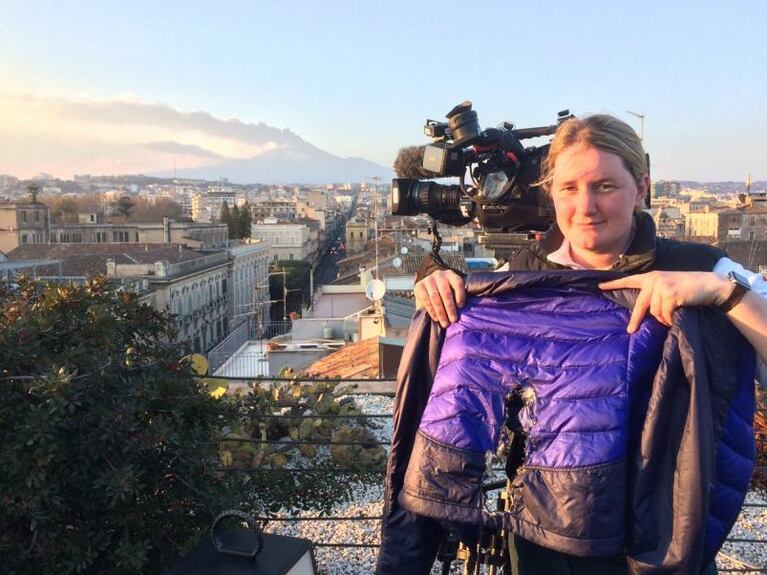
[227,240,271,330]
[717,209,744,241]
[648,207,685,238]
[0,199,50,252]
[346,219,371,254]
[740,206,767,242]
[5,243,230,354]
[108,251,230,353]
[685,207,720,238]
[50,217,228,249]
[251,220,317,263]
[251,201,298,223]
[191,190,237,222]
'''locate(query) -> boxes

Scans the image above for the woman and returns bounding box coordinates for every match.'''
[413,114,767,574]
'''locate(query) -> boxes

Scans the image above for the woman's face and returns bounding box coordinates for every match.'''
[550,144,648,262]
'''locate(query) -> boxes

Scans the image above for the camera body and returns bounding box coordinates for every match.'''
[392,102,573,247]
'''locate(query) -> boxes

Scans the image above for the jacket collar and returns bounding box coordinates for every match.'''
[530,211,658,273]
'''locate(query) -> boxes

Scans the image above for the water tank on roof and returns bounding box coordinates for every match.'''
[342,317,358,342]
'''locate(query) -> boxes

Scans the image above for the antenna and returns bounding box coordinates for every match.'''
[371,176,382,280]
[626,111,645,141]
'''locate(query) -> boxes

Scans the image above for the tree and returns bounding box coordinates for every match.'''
[219,200,231,227]
[26,183,40,203]
[230,203,241,239]
[0,278,242,573]
[114,195,135,218]
[0,277,380,573]
[122,198,184,223]
[238,201,252,239]
[50,197,79,223]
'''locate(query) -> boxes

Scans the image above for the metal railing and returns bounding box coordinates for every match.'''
[206,320,293,375]
[215,381,767,573]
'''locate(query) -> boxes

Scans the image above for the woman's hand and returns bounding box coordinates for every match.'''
[414,270,467,328]
[599,271,734,333]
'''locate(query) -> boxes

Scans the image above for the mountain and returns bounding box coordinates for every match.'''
[149,133,392,184]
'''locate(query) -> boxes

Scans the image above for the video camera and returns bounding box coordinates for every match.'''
[391,101,573,255]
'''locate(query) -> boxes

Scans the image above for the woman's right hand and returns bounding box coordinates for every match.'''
[414,270,466,328]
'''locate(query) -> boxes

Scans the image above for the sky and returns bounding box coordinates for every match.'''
[0,0,765,181]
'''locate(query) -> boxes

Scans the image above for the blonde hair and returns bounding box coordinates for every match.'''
[539,114,648,193]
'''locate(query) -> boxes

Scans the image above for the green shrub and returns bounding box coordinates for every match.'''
[0,277,243,574]
[0,277,384,574]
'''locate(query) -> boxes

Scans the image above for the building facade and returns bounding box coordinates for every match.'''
[50,217,228,249]
[227,241,271,330]
[0,201,50,253]
[192,191,237,222]
[108,251,231,353]
[251,220,317,263]
[251,201,298,223]
[345,219,371,254]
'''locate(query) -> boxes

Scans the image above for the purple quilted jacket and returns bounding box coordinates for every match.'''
[378,271,755,575]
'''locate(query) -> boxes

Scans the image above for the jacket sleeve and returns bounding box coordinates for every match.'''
[627,306,756,574]
[376,310,447,574]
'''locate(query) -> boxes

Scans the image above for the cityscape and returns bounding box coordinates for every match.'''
[1,1,766,573]
[1,166,767,573]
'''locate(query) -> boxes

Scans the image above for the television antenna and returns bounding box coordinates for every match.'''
[626,110,645,141]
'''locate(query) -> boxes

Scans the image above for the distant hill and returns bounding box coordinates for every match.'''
[149,130,392,185]
[673,181,767,194]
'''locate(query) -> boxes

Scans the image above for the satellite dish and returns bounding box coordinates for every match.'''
[400,246,409,255]
[392,257,402,269]
[365,279,386,301]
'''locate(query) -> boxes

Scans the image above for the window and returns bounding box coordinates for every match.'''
[21,234,27,243]
[35,211,40,222]
[289,253,294,260]
[21,211,27,223]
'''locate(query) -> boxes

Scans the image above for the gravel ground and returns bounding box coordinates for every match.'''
[263,395,767,574]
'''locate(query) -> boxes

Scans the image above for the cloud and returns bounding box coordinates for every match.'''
[0,93,303,178]
[142,141,225,159]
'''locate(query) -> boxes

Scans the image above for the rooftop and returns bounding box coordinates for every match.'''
[7,243,214,278]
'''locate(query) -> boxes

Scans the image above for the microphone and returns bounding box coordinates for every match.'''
[393,146,432,179]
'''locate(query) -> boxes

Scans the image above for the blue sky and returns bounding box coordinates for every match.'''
[0,0,765,181]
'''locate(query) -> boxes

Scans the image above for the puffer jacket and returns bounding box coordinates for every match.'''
[377,271,755,575]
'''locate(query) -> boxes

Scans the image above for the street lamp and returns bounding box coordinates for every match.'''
[626,110,645,141]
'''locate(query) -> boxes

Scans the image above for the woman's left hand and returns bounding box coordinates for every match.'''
[599,271,734,333]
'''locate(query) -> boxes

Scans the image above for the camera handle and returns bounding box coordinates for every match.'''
[429,217,443,256]
[436,482,512,575]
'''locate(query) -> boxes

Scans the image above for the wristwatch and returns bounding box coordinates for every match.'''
[719,271,751,313]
